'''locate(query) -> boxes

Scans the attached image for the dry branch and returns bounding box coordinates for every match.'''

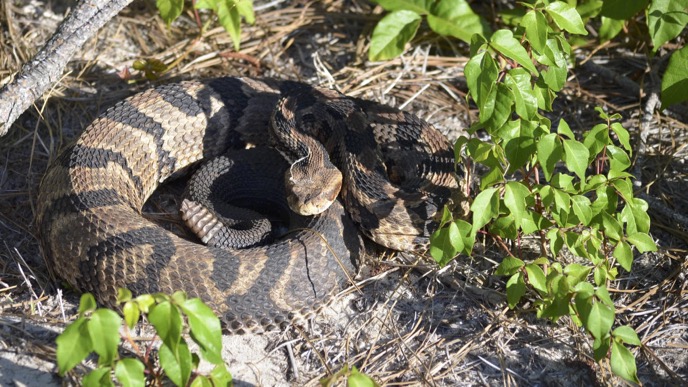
[0,0,132,136]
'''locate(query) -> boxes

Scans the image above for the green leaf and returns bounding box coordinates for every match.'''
[586,301,615,340]
[521,209,552,234]
[536,133,562,180]
[504,182,530,229]
[620,204,639,235]
[369,11,422,61]
[427,0,489,43]
[495,256,525,276]
[593,266,607,286]
[539,290,572,321]
[465,138,492,162]
[587,235,605,264]
[195,0,253,51]
[220,0,243,51]
[191,376,213,387]
[545,1,588,35]
[552,186,571,210]
[541,64,567,92]
[613,241,633,272]
[373,0,432,13]
[489,30,538,74]
[504,133,536,173]
[135,294,155,313]
[629,198,651,233]
[613,326,642,346]
[599,0,648,20]
[78,293,97,316]
[611,178,634,202]
[521,10,548,53]
[180,298,224,364]
[506,272,526,308]
[453,136,469,164]
[83,367,113,387]
[157,0,184,26]
[583,124,609,160]
[547,228,565,256]
[534,38,566,67]
[607,145,631,173]
[557,119,575,140]
[505,69,538,120]
[349,366,379,387]
[159,341,193,387]
[565,231,589,258]
[117,288,133,303]
[171,290,188,306]
[626,232,657,253]
[525,264,547,293]
[195,0,215,8]
[562,139,590,179]
[469,33,488,56]
[534,77,555,110]
[236,0,255,24]
[210,363,233,386]
[87,309,122,365]
[123,301,140,330]
[661,46,688,109]
[593,336,611,361]
[115,358,145,387]
[610,122,631,152]
[571,195,593,226]
[599,17,625,42]
[465,52,499,121]
[430,221,462,265]
[601,212,623,241]
[586,174,608,193]
[484,83,514,128]
[470,188,499,232]
[489,214,518,239]
[596,286,614,307]
[456,220,475,255]
[148,301,182,354]
[647,0,688,52]
[611,341,640,384]
[540,185,554,207]
[564,264,592,287]
[576,0,604,19]
[480,159,506,189]
[56,318,93,376]
[574,281,595,298]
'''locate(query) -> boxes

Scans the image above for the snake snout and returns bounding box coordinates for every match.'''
[285,168,343,216]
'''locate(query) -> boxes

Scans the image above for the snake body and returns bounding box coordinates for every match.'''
[36,77,457,333]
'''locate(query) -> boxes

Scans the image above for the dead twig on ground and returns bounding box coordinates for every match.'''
[0,0,132,135]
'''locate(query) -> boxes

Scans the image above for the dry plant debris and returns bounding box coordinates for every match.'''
[0,0,686,385]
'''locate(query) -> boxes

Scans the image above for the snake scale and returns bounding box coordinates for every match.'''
[36,77,457,333]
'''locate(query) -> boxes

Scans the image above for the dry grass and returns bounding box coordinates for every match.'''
[0,0,686,385]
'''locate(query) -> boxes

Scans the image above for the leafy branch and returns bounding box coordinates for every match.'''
[56,289,231,386]
[423,1,662,383]
[157,0,255,51]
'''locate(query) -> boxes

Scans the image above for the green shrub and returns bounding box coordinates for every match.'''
[56,289,231,386]
[417,1,664,383]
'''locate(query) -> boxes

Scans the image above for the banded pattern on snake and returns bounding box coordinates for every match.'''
[36,77,457,333]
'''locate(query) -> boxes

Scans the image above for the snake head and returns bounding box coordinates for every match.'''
[285,156,343,216]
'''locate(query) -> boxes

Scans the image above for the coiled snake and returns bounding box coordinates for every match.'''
[36,77,457,333]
